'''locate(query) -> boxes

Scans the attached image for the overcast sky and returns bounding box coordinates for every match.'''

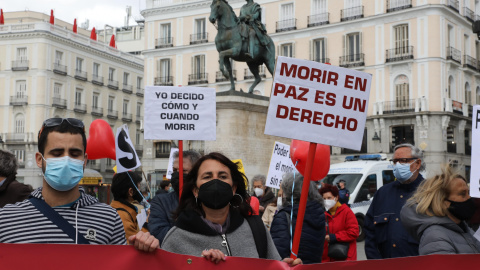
[5,0,145,30]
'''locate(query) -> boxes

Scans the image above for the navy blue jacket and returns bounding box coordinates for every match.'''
[148,192,178,243]
[270,201,325,264]
[364,174,424,259]
[338,188,350,205]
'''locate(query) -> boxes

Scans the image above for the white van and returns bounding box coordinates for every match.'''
[321,154,394,241]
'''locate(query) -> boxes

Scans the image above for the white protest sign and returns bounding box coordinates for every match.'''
[166,148,179,180]
[264,56,372,150]
[115,125,141,174]
[144,86,216,140]
[265,141,297,189]
[470,105,480,198]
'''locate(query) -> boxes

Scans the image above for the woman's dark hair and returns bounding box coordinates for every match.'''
[173,152,253,219]
[111,171,142,201]
[319,183,339,197]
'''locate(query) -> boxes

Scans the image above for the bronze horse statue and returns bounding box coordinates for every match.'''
[209,0,275,93]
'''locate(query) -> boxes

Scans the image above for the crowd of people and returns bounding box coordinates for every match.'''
[0,117,479,266]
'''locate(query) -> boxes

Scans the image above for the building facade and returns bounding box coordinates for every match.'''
[0,11,144,188]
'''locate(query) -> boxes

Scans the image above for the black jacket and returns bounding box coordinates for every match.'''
[0,175,32,208]
[148,192,178,243]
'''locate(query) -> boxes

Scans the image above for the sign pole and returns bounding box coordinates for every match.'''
[290,142,317,259]
[179,140,183,199]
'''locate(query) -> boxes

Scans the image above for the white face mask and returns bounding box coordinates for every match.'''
[277,197,283,207]
[324,199,337,210]
[254,188,264,197]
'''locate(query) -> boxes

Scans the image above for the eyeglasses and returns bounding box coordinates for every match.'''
[38,118,85,139]
[389,158,418,165]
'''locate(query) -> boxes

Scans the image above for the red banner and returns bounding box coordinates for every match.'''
[1,243,479,270]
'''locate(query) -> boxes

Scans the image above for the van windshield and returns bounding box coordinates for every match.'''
[322,174,363,193]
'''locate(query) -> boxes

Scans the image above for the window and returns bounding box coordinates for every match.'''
[476,41,480,62]
[345,32,362,59]
[109,68,115,81]
[155,142,171,158]
[311,38,326,62]
[16,80,26,98]
[15,114,25,134]
[465,129,471,155]
[194,18,206,40]
[391,125,414,151]
[160,23,172,43]
[394,24,409,54]
[446,126,456,153]
[92,93,99,108]
[108,97,115,111]
[280,3,295,29]
[448,25,454,47]
[355,174,377,203]
[382,170,395,185]
[136,132,141,145]
[395,75,409,108]
[53,83,62,98]
[17,47,27,61]
[55,51,63,64]
[93,63,100,76]
[159,59,171,79]
[136,103,142,117]
[193,55,205,77]
[280,43,294,57]
[312,0,327,15]
[123,100,129,114]
[465,83,472,105]
[464,34,470,55]
[75,89,82,105]
[448,76,454,99]
[13,150,25,163]
[123,72,130,85]
[137,77,143,89]
[76,58,83,71]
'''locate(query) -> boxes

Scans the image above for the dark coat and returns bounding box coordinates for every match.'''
[338,188,350,205]
[0,175,32,208]
[270,201,326,264]
[155,189,167,196]
[148,191,178,243]
[364,174,424,259]
[254,187,275,214]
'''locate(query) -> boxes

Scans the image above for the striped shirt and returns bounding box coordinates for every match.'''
[0,187,126,244]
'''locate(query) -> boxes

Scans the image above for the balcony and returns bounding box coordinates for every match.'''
[276,19,297,32]
[341,6,364,22]
[52,97,67,109]
[156,150,170,158]
[463,55,477,71]
[91,107,103,116]
[107,110,118,119]
[122,84,133,94]
[136,114,142,124]
[155,37,174,48]
[12,60,29,71]
[73,103,87,113]
[386,46,414,63]
[244,66,266,80]
[452,100,463,115]
[311,57,330,64]
[339,53,365,68]
[74,69,87,81]
[188,73,208,85]
[383,99,416,114]
[154,76,174,86]
[136,87,144,97]
[464,7,474,22]
[190,32,208,45]
[53,63,67,75]
[386,0,412,13]
[10,96,28,106]
[108,79,119,90]
[135,144,143,154]
[447,0,459,13]
[122,112,133,122]
[446,46,461,64]
[92,75,104,86]
[308,13,329,27]
[5,133,31,142]
[216,70,237,82]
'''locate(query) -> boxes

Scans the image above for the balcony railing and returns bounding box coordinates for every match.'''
[386,46,414,63]
[276,19,297,32]
[188,73,208,85]
[446,46,461,64]
[452,100,463,115]
[91,107,103,116]
[463,55,477,71]
[308,13,329,27]
[135,144,143,152]
[92,75,104,85]
[341,6,364,22]
[386,0,412,13]
[53,63,67,75]
[154,76,174,86]
[74,69,87,81]
[339,53,365,68]
[156,37,174,48]
[447,0,459,13]
[216,70,237,82]
[383,99,416,114]
[52,97,67,109]
[136,114,142,124]
[136,87,144,97]
[107,110,118,119]
[311,57,330,64]
[244,66,266,80]
[5,133,31,142]
[122,84,133,94]
[190,32,208,45]
[108,79,119,90]
[73,103,87,113]
[12,60,29,71]
[464,7,474,22]
[10,96,28,106]
[122,113,133,122]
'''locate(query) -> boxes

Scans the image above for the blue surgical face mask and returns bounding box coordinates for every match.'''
[168,186,174,193]
[393,161,417,183]
[145,192,151,201]
[42,155,85,191]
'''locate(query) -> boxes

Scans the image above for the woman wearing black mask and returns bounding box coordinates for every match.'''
[160,152,302,266]
[400,165,480,255]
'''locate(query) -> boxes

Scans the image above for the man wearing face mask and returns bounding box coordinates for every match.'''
[252,175,275,215]
[364,143,425,259]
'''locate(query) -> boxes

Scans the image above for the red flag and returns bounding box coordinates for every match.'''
[73,18,77,33]
[49,9,54,25]
[0,9,4,25]
[109,34,116,47]
[90,27,96,40]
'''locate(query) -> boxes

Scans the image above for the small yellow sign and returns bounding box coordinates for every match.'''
[79,178,101,185]
[232,159,247,186]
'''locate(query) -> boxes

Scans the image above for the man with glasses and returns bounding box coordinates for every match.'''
[364,143,425,259]
[0,118,158,252]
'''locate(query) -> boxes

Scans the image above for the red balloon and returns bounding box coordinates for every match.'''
[290,140,330,181]
[249,196,260,215]
[86,119,116,160]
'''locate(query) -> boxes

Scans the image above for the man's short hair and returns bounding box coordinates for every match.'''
[38,121,87,155]
[111,172,142,201]
[173,150,202,165]
[0,150,19,177]
[160,180,171,189]
[394,143,426,171]
[252,174,266,186]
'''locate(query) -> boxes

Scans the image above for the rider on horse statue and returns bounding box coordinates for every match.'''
[239,0,269,59]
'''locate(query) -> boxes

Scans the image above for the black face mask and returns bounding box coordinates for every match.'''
[447,198,477,221]
[197,179,233,210]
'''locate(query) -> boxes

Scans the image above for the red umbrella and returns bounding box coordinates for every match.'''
[49,9,54,25]
[109,34,116,47]
[73,18,77,33]
[0,9,4,25]
[90,27,96,40]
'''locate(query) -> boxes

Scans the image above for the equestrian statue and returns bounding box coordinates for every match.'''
[209,0,275,94]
